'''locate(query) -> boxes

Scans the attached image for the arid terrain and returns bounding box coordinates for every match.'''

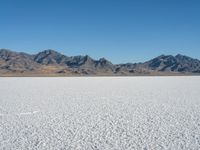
[1,49,200,76]
[1,77,200,149]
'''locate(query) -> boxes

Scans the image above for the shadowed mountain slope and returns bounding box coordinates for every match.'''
[0,49,39,73]
[0,49,200,76]
[142,54,200,73]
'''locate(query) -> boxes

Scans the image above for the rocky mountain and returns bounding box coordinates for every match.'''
[33,49,69,65]
[0,49,40,73]
[0,49,200,76]
[142,54,200,73]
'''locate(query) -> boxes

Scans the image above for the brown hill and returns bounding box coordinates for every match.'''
[0,49,200,76]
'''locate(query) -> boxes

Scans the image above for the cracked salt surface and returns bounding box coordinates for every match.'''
[0,77,200,150]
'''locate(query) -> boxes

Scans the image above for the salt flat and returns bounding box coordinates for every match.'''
[0,77,200,150]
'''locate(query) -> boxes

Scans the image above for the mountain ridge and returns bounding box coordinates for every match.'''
[0,49,200,76]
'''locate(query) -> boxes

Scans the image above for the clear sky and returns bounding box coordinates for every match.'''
[0,0,200,63]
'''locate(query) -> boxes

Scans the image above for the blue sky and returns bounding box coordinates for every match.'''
[0,0,200,63]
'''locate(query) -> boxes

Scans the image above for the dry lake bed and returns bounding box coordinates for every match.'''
[0,77,200,150]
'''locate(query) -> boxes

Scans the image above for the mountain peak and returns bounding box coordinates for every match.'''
[99,57,107,61]
[40,49,62,55]
[175,54,186,58]
[33,49,67,65]
[0,49,16,55]
[0,49,200,75]
[0,48,11,52]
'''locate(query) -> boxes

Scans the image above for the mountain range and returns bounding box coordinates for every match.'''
[0,49,200,76]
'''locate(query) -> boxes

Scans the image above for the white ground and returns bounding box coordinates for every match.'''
[0,77,200,150]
